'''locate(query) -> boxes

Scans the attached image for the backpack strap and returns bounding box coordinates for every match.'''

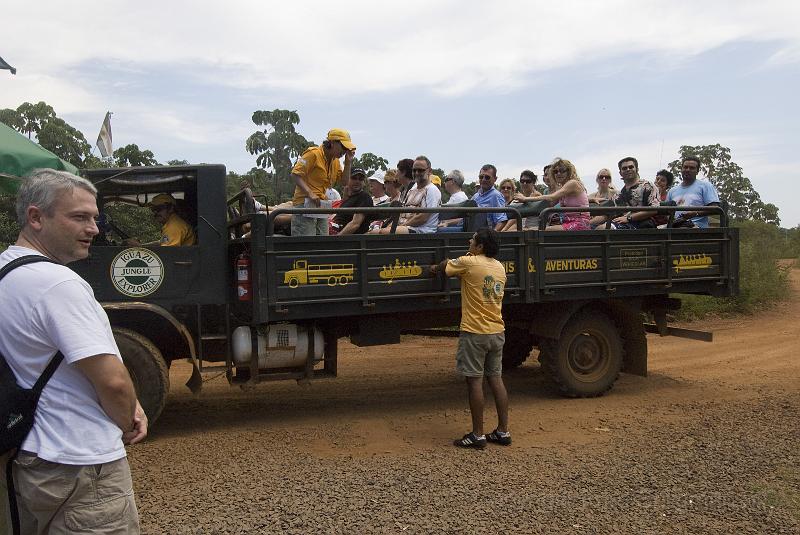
[0,254,65,392]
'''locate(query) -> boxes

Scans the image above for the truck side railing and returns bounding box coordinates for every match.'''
[537,204,730,230]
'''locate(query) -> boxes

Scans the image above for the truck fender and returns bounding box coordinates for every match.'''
[607,299,648,377]
[528,300,589,340]
[102,302,203,393]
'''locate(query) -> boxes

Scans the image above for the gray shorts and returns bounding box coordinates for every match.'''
[456,331,505,377]
[291,213,329,236]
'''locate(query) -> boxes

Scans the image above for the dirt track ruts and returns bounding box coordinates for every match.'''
[128,269,800,534]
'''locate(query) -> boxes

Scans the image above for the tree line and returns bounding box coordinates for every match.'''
[0,101,786,231]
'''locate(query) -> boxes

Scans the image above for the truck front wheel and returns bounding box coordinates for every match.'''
[539,310,622,397]
[113,328,170,424]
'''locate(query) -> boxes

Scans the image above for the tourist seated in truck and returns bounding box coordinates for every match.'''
[369,171,390,206]
[373,155,441,234]
[501,170,542,231]
[440,164,507,233]
[538,158,590,231]
[437,170,469,231]
[499,178,516,205]
[666,156,721,228]
[331,168,374,235]
[125,193,197,246]
[652,169,675,226]
[384,169,402,204]
[590,157,659,229]
[588,168,616,204]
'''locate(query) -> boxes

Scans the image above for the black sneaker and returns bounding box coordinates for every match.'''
[486,429,512,446]
[453,432,487,449]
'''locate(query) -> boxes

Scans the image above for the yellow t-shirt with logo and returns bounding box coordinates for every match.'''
[291,145,343,206]
[445,254,506,334]
[161,213,196,246]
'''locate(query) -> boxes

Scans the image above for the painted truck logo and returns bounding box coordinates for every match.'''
[110,248,164,297]
[673,254,712,273]
[379,259,422,283]
[284,259,354,288]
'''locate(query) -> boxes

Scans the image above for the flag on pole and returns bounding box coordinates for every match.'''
[96,112,113,158]
[0,56,16,75]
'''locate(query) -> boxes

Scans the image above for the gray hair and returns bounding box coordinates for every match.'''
[16,169,97,226]
[414,155,431,169]
[445,169,464,188]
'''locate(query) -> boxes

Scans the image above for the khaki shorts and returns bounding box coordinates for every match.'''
[456,331,505,377]
[2,451,140,535]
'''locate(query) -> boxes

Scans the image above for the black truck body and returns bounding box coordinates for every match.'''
[70,164,739,423]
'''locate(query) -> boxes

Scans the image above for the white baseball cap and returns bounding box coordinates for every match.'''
[369,170,385,184]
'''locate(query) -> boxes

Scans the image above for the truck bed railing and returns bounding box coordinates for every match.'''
[537,205,729,230]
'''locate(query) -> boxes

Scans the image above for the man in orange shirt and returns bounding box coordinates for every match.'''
[290,128,355,236]
[430,228,511,449]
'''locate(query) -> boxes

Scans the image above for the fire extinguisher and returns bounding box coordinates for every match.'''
[236,252,251,301]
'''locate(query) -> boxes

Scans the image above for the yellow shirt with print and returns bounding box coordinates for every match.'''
[291,145,342,206]
[445,254,506,334]
[161,213,196,246]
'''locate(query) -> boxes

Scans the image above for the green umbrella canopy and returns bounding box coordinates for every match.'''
[0,122,80,194]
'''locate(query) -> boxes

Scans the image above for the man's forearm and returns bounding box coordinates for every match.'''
[404,213,428,226]
[95,377,137,432]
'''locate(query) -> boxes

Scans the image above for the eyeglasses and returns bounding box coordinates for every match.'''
[520,179,533,184]
[500,186,513,191]
[553,168,568,174]
[597,175,611,180]
[620,165,636,171]
[444,177,453,183]
[412,168,427,174]
[478,174,493,180]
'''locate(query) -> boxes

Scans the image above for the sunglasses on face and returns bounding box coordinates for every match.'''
[500,186,513,191]
[479,174,493,180]
[597,175,611,180]
[444,177,453,182]
[553,168,568,174]
[412,168,427,174]
[520,179,533,184]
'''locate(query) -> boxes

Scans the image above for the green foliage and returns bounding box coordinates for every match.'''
[166,159,189,166]
[352,152,388,175]
[0,195,18,250]
[676,220,791,319]
[102,203,161,244]
[37,117,92,167]
[113,144,158,167]
[668,144,779,225]
[246,109,313,201]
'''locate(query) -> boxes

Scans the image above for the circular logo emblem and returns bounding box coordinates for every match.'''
[110,248,164,297]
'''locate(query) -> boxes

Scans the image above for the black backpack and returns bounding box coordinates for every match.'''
[0,255,64,456]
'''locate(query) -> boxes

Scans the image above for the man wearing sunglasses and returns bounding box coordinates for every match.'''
[470,164,508,231]
[125,193,196,246]
[377,155,441,234]
[590,157,658,229]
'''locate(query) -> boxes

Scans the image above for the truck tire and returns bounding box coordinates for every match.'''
[113,328,170,424]
[502,327,535,370]
[539,310,622,397]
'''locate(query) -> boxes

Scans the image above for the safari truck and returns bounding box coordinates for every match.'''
[70,164,739,424]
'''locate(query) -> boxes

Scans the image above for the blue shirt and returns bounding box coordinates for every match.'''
[471,187,508,227]
[666,179,720,228]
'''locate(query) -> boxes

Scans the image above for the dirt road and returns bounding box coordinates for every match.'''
[130,270,800,534]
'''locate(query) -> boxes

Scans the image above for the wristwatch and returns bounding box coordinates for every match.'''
[626,214,632,223]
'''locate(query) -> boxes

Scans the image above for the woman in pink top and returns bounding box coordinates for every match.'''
[539,158,591,231]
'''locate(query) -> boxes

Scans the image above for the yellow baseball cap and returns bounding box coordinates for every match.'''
[149,193,176,207]
[430,174,442,186]
[327,128,356,151]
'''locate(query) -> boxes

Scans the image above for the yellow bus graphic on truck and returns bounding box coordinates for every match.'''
[284,260,354,288]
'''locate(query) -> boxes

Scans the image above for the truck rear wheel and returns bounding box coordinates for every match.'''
[113,328,170,424]
[502,327,535,370]
[540,310,622,397]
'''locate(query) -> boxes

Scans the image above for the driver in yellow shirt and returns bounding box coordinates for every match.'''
[126,194,196,246]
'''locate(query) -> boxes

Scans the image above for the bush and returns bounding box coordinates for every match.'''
[676,220,791,320]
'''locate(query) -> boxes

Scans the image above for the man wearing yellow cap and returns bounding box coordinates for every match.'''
[290,128,355,236]
[125,194,196,246]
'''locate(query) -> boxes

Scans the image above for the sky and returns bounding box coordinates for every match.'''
[3,1,799,225]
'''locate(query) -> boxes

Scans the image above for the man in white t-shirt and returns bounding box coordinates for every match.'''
[376,155,441,234]
[0,169,145,533]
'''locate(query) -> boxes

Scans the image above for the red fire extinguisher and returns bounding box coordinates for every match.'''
[236,252,251,301]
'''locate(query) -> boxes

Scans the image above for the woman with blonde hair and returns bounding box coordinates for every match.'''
[539,158,590,231]
[589,168,616,203]
[498,178,516,205]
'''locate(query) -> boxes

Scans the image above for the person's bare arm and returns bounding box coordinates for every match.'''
[403,212,430,226]
[338,213,365,235]
[341,150,355,187]
[74,354,138,434]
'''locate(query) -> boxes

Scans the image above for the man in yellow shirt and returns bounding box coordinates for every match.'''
[126,193,196,246]
[430,228,510,449]
[291,128,355,236]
